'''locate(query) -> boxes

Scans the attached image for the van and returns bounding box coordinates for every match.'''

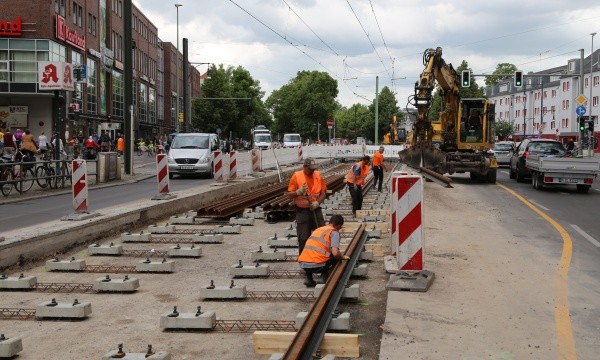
[167,133,219,178]
[283,133,302,147]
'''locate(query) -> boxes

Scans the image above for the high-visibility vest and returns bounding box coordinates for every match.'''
[373,152,384,166]
[298,225,334,264]
[345,162,369,186]
[291,170,323,208]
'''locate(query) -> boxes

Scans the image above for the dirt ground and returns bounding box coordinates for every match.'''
[1,188,390,359]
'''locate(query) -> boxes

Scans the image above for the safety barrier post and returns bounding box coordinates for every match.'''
[151,153,176,200]
[72,159,88,213]
[297,145,303,163]
[229,150,237,180]
[386,172,435,292]
[213,151,224,181]
[251,149,261,173]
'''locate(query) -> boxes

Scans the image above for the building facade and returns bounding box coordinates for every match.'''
[485,51,599,152]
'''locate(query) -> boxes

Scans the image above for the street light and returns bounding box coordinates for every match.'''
[175,3,182,132]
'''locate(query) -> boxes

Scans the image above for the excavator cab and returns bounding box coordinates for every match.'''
[457,99,495,151]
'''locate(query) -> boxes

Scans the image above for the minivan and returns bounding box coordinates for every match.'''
[167,133,219,178]
[283,133,302,147]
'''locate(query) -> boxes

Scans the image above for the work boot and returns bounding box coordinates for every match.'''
[303,279,316,287]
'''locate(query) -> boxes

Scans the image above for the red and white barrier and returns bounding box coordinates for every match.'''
[72,159,88,213]
[156,153,170,194]
[229,151,238,180]
[297,145,303,163]
[251,149,261,173]
[391,173,423,270]
[213,151,224,181]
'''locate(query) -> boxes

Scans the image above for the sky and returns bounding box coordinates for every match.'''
[132,0,600,109]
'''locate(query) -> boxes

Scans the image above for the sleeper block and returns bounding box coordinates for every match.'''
[147,224,176,234]
[0,336,23,358]
[267,237,298,248]
[0,275,37,289]
[192,234,223,243]
[121,232,152,242]
[136,260,175,273]
[36,300,92,319]
[365,229,382,238]
[351,264,368,277]
[295,312,350,331]
[102,350,171,360]
[160,310,216,330]
[251,250,287,261]
[245,211,265,219]
[230,264,270,277]
[168,246,202,258]
[270,355,335,360]
[314,284,360,300]
[169,215,196,224]
[93,276,140,292]
[45,258,86,271]
[88,243,124,255]
[229,217,255,226]
[358,250,374,261]
[214,225,241,234]
[199,284,247,299]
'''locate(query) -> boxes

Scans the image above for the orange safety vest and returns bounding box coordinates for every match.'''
[373,152,384,166]
[345,162,369,186]
[291,170,323,208]
[297,225,334,264]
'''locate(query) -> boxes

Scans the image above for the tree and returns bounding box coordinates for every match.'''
[368,86,400,143]
[334,103,370,142]
[495,120,515,140]
[484,63,518,87]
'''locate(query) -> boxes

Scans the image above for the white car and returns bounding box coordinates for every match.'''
[493,141,515,166]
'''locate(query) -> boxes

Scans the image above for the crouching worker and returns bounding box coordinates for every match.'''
[297,214,350,287]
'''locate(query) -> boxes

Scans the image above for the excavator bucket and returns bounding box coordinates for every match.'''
[398,145,446,172]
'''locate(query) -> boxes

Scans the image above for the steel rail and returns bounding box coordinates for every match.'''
[283,223,367,359]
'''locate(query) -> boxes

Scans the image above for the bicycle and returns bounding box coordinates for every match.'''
[55,158,73,189]
[0,152,35,196]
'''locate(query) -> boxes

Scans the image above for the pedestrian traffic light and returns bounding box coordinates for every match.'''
[461,70,470,87]
[579,117,586,132]
[514,71,523,87]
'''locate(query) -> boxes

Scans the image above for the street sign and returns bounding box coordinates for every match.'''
[576,105,586,116]
[178,112,184,123]
[576,94,587,105]
[327,119,334,129]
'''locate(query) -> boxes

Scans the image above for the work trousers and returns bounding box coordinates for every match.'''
[295,207,325,255]
[348,184,363,215]
[372,165,384,192]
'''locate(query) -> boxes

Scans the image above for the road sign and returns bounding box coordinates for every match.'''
[576,106,586,117]
[576,94,587,105]
[327,119,334,129]
[178,112,184,123]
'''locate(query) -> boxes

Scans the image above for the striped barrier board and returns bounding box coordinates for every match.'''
[72,159,88,213]
[229,151,237,180]
[213,151,224,181]
[156,153,169,194]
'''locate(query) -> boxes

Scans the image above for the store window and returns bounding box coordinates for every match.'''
[139,82,147,122]
[87,58,97,113]
[71,50,83,110]
[149,87,156,124]
[112,70,124,118]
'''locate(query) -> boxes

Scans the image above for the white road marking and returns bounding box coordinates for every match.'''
[571,224,600,247]
[500,170,509,175]
[528,199,550,211]
[594,188,600,192]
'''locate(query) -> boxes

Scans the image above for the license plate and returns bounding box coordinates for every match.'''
[179,165,195,170]
[560,178,580,183]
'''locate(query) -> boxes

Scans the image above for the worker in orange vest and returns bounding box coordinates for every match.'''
[372,146,389,192]
[346,155,370,216]
[298,214,349,287]
[117,135,124,155]
[287,157,326,254]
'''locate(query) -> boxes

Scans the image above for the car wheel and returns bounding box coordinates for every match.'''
[516,164,524,182]
[531,172,537,189]
[169,172,174,179]
[576,184,590,193]
[535,173,544,190]
[208,163,214,179]
[509,163,516,179]
[487,170,497,183]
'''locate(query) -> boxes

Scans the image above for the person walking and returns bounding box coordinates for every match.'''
[287,157,327,255]
[2,129,16,158]
[297,215,350,287]
[38,131,48,156]
[117,135,124,155]
[372,146,389,192]
[346,155,371,217]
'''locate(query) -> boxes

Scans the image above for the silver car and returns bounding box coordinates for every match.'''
[167,133,219,178]
[493,141,515,166]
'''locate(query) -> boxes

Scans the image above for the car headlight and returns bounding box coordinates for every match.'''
[167,156,175,164]
[199,157,211,164]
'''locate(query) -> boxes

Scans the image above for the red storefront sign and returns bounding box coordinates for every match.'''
[0,16,22,37]
[56,15,86,51]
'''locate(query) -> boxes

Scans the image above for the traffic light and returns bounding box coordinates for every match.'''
[57,94,65,120]
[514,71,523,87]
[461,70,470,87]
[579,117,586,132]
[589,120,594,132]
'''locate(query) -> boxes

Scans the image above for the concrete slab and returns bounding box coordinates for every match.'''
[121,232,152,243]
[0,335,23,358]
[314,284,360,300]
[199,281,247,299]
[45,258,86,272]
[214,225,241,234]
[93,275,140,292]
[0,274,37,289]
[267,236,298,248]
[351,264,368,277]
[192,234,223,243]
[135,259,175,273]
[229,262,270,277]
[102,345,171,360]
[35,299,92,319]
[160,307,216,330]
[168,245,202,258]
[147,224,176,234]
[250,247,287,261]
[88,243,124,255]
[358,250,374,261]
[385,270,435,292]
[61,212,100,221]
[229,217,255,226]
[295,311,350,331]
[383,255,399,274]
[169,215,195,224]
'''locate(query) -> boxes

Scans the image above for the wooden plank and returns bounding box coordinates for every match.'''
[252,331,360,357]
[356,209,391,216]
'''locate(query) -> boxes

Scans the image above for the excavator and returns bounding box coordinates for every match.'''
[399,47,498,183]
[383,115,407,145]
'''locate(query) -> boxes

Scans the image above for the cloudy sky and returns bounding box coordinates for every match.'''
[133,0,600,108]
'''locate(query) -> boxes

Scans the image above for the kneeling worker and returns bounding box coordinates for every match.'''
[297,215,350,287]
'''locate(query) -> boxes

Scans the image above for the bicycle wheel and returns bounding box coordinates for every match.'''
[0,169,13,196]
[35,165,50,188]
[15,168,35,193]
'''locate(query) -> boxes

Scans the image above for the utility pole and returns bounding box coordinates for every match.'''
[375,76,379,145]
[123,0,133,174]
[175,4,182,132]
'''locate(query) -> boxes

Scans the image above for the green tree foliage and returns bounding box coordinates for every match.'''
[484,63,518,87]
[368,86,400,143]
[192,64,270,140]
[495,120,515,140]
[333,103,370,142]
[265,71,338,142]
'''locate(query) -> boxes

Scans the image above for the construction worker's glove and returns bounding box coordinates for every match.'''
[296,183,308,196]
[342,255,351,260]
[310,201,320,210]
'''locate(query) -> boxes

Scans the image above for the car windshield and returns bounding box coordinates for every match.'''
[170,135,209,149]
[527,142,565,155]
[494,143,513,151]
[255,134,271,143]
[284,135,300,142]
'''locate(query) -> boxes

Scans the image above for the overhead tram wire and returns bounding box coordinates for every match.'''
[369,0,395,75]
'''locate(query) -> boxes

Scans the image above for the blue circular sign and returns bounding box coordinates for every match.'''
[576,105,586,116]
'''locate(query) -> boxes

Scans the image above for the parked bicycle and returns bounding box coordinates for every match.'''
[0,150,36,196]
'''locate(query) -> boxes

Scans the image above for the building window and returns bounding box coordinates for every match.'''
[112,70,124,118]
[55,0,66,16]
[566,100,570,109]
[594,76,599,86]
[88,14,97,36]
[149,87,156,124]
[139,83,147,122]
[551,121,555,129]
[585,77,589,88]
[552,90,556,98]
[569,61,575,71]
[71,50,83,110]
[72,2,82,27]
[593,96,599,107]
[87,58,97,114]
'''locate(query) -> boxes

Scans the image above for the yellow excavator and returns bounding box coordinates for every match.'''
[383,115,407,145]
[399,47,498,182]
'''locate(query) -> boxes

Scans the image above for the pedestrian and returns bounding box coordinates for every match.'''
[346,155,371,217]
[2,129,16,158]
[117,135,124,155]
[19,129,38,158]
[565,137,575,152]
[76,131,85,154]
[100,132,111,152]
[0,128,4,153]
[372,146,389,192]
[38,131,48,156]
[297,214,350,287]
[13,128,23,149]
[287,157,327,255]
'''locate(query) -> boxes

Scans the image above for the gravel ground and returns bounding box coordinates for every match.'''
[1,188,389,359]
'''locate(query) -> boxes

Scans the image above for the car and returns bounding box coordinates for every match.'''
[283,133,302,148]
[167,133,219,178]
[493,141,515,166]
[509,138,566,182]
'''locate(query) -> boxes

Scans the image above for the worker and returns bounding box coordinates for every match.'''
[467,109,482,131]
[565,137,575,152]
[117,134,124,155]
[346,155,370,217]
[297,214,350,287]
[287,157,326,255]
[372,146,389,192]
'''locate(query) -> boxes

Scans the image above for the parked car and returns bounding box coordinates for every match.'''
[282,133,302,148]
[167,133,219,179]
[509,138,566,182]
[493,141,515,166]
